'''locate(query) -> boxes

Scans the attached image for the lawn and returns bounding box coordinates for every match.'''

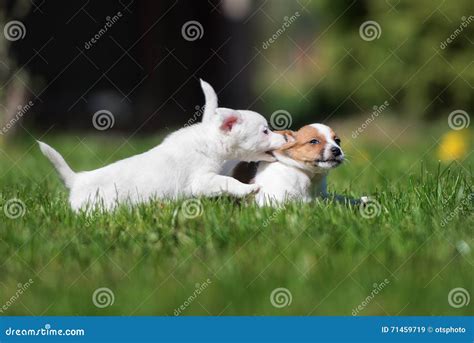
[0,118,472,316]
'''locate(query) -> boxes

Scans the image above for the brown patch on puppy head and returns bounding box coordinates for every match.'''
[327,127,337,139]
[277,125,327,163]
[273,130,296,142]
[276,124,343,169]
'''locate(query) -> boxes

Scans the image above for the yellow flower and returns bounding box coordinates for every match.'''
[437,130,470,161]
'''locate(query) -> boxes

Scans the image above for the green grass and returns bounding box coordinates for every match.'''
[0,120,472,316]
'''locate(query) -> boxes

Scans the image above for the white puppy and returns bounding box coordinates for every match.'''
[39,80,286,211]
[228,124,361,207]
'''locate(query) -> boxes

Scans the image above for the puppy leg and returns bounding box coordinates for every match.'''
[316,176,363,205]
[326,194,362,206]
[194,174,259,198]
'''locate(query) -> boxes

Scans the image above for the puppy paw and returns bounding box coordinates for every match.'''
[237,184,260,197]
[247,184,260,195]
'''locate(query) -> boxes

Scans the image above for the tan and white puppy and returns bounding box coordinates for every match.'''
[228,123,359,207]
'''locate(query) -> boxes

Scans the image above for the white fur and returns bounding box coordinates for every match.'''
[311,123,337,166]
[39,80,286,212]
[252,161,327,206]
[228,123,351,207]
[200,79,218,122]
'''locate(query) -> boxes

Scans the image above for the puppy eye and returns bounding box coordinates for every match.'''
[309,139,320,145]
[263,129,269,135]
[335,138,341,146]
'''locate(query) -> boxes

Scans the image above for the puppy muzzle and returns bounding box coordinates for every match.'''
[314,156,344,168]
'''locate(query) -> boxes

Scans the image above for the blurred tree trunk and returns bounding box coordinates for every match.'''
[0,0,31,145]
[2,77,29,137]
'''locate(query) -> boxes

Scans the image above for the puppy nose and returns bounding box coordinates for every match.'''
[331,146,342,156]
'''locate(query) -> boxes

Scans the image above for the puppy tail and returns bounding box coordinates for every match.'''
[200,79,218,123]
[38,141,76,189]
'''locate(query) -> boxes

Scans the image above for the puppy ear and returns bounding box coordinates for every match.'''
[277,130,297,152]
[220,115,240,132]
[216,108,241,132]
[275,130,296,143]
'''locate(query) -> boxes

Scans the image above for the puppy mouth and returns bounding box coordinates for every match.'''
[314,158,343,167]
[316,159,340,163]
[249,150,276,162]
[262,150,277,162]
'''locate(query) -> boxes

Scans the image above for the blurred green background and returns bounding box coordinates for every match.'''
[256,0,473,125]
[0,0,473,134]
